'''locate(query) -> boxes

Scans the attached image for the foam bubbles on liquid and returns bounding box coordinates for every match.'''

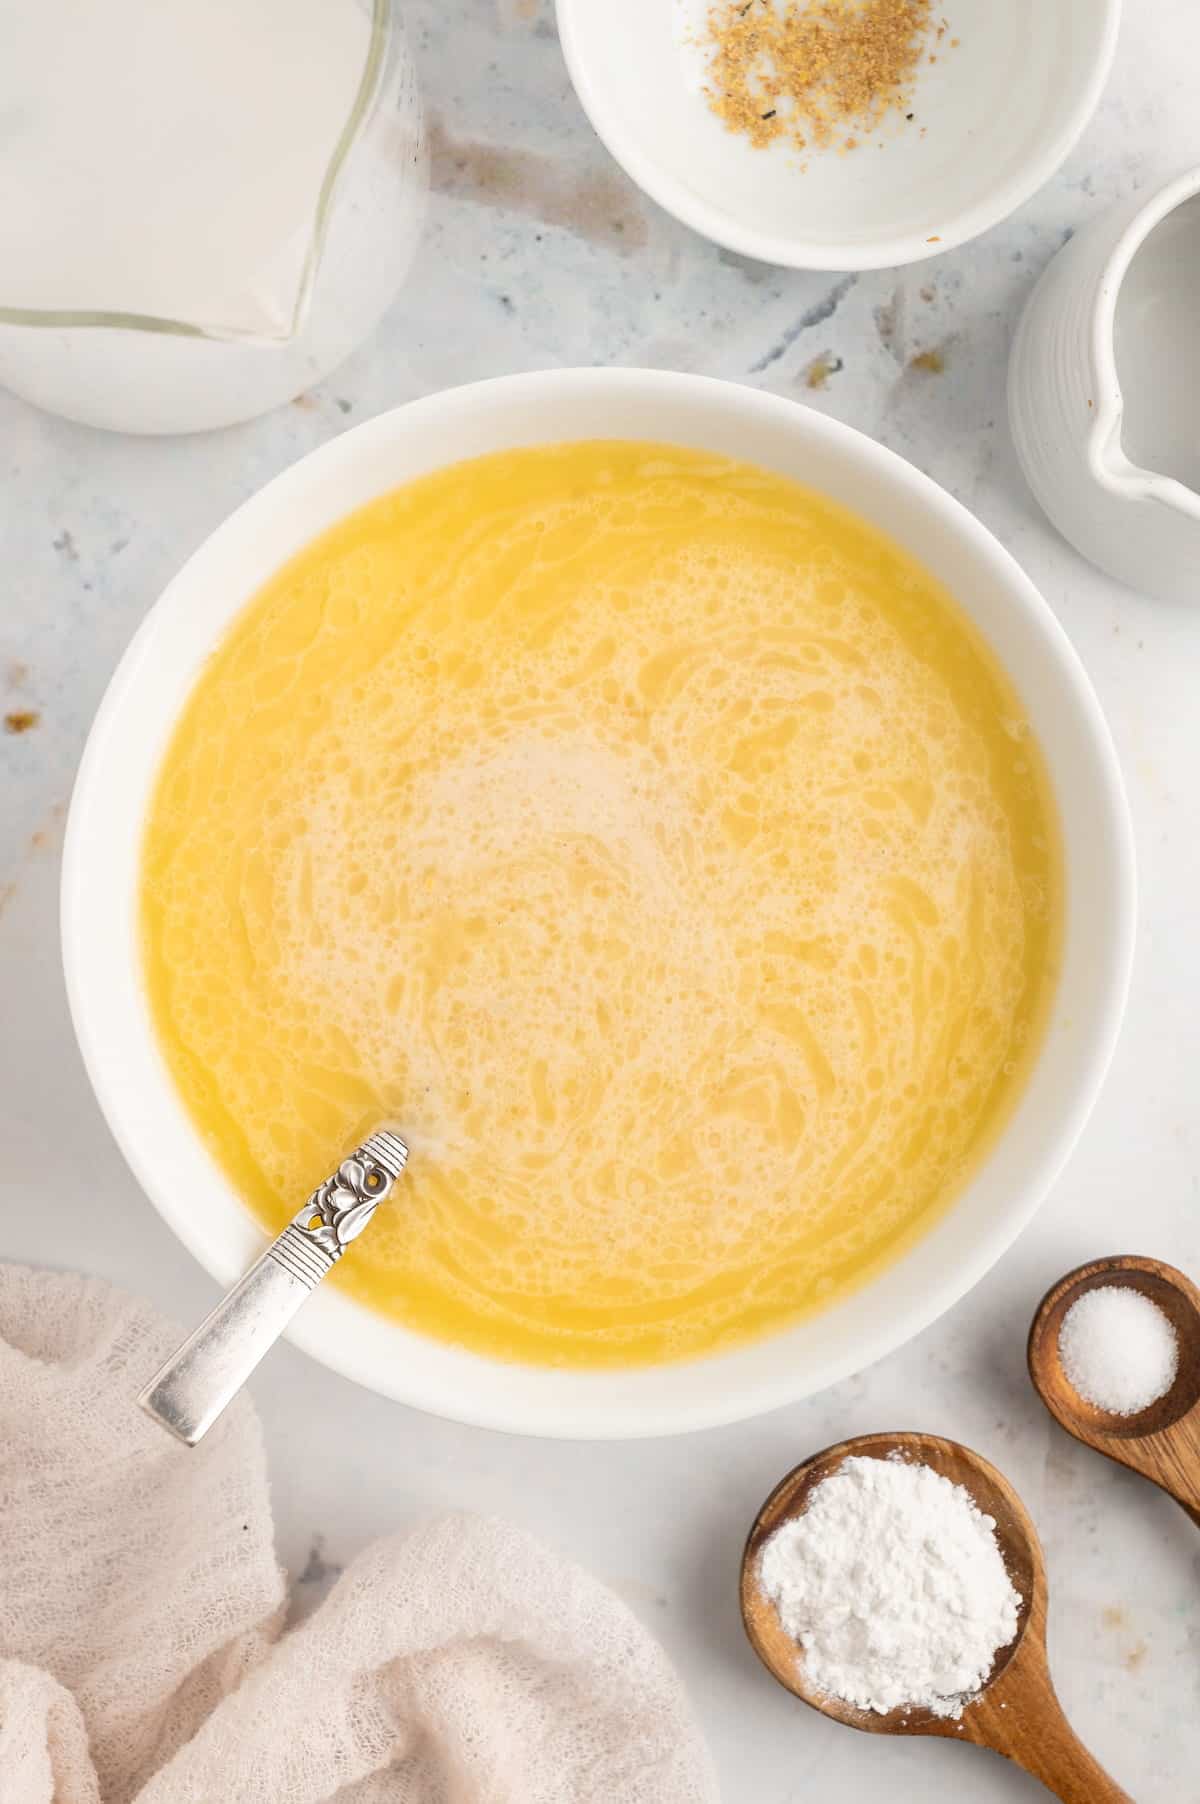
[141,444,1060,1367]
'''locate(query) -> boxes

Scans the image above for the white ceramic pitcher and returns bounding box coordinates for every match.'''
[1009,167,1200,605]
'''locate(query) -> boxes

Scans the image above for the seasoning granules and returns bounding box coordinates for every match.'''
[700,0,942,155]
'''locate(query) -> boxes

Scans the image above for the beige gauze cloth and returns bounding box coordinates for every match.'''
[0,1265,718,1804]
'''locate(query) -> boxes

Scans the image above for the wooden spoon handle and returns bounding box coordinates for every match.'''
[996,1714,1133,1803]
[1119,1416,1200,1526]
[967,1654,1132,1803]
[1146,1407,1200,1522]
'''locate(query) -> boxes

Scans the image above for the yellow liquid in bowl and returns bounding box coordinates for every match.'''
[141,442,1061,1367]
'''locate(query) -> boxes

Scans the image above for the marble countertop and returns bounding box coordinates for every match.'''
[3,4,1200,1798]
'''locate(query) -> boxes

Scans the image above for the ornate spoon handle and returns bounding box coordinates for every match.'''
[138,1128,408,1445]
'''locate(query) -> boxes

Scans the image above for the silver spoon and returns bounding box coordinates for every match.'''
[138,1126,408,1446]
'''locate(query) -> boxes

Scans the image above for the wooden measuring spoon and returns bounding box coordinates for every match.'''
[1029,1254,1200,1526]
[741,1431,1131,1803]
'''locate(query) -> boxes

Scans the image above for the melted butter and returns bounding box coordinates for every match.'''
[141,442,1062,1367]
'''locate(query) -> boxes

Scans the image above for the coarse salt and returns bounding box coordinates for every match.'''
[1058,1284,1178,1416]
[758,1454,1020,1719]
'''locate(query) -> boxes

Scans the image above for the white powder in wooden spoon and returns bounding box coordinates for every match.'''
[1059,1284,1179,1416]
[759,1454,1020,1719]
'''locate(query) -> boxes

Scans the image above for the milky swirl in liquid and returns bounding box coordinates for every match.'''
[141,443,1060,1366]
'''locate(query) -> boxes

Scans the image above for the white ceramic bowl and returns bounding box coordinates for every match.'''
[556,0,1120,269]
[1009,166,1200,605]
[62,370,1134,1438]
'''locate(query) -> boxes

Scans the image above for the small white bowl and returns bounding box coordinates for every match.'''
[62,369,1134,1439]
[1009,166,1200,605]
[556,0,1120,269]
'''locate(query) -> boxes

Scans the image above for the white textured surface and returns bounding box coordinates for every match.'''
[0,1268,714,1804]
[1,3,1198,1797]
